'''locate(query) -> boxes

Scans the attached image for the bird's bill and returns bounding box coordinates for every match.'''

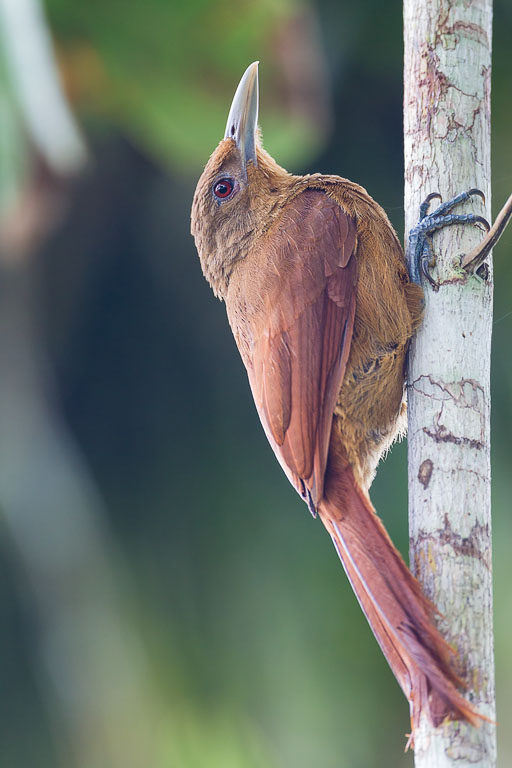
[224,61,259,169]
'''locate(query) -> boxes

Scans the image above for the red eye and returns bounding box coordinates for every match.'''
[213,178,234,199]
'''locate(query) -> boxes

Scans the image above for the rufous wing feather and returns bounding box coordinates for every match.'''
[227,187,480,731]
[239,189,357,506]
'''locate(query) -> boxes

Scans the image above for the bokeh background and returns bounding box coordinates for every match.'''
[0,1,511,766]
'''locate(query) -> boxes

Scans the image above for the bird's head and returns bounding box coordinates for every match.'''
[191,62,293,299]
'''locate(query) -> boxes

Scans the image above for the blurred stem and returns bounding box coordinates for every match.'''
[0,2,159,766]
[0,42,25,208]
[0,272,158,767]
[0,0,87,176]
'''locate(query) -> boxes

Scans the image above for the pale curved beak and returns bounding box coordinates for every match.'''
[224,61,259,169]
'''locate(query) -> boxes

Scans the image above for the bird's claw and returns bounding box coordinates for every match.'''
[408,188,488,288]
[420,248,438,290]
[467,187,486,205]
[471,214,491,233]
[419,192,442,220]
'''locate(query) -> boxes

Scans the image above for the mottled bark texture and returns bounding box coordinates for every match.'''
[404,0,496,765]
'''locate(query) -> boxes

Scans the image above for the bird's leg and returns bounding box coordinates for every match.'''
[408,189,490,288]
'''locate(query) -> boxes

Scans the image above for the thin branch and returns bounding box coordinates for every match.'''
[462,192,512,273]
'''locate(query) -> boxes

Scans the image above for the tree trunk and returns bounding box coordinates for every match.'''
[403,1,496,766]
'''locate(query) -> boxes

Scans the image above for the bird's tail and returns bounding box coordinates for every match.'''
[318,443,481,731]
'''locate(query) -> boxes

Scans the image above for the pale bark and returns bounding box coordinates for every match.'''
[404,1,496,766]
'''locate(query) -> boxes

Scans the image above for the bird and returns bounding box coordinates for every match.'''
[191,61,482,733]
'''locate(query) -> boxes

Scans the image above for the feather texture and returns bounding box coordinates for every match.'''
[191,135,481,734]
[228,191,356,504]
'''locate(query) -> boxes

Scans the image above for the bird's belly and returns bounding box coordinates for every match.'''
[334,343,408,489]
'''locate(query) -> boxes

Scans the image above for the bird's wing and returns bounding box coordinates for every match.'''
[241,189,357,505]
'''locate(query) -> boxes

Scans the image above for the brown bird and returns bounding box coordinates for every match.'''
[191,62,481,731]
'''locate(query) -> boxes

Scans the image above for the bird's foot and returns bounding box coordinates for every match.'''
[408,189,490,289]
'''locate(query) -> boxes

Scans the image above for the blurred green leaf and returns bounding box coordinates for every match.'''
[45,0,322,170]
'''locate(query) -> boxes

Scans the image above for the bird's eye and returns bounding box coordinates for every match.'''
[213,178,234,199]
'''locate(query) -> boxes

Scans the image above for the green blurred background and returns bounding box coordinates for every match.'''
[0,1,511,766]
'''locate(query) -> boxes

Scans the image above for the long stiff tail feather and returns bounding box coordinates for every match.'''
[318,445,481,731]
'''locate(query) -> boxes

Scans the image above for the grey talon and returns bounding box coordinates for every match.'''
[467,188,486,205]
[409,189,493,288]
